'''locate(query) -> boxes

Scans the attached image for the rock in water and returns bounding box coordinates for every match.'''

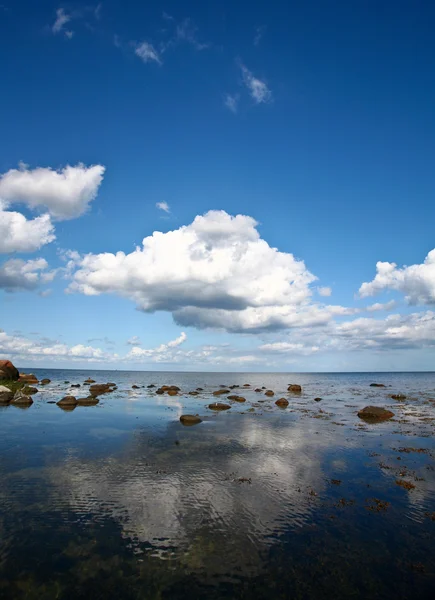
[0,360,19,381]
[391,394,407,400]
[370,383,386,387]
[314,397,322,402]
[132,385,139,389]
[41,379,51,385]
[89,384,113,397]
[288,384,302,393]
[0,385,14,404]
[275,398,289,407]
[357,406,394,422]
[227,395,246,402]
[22,386,38,395]
[84,378,96,384]
[213,389,230,396]
[180,414,202,425]
[57,396,78,408]
[76,397,99,406]
[265,390,274,397]
[168,389,178,396]
[208,402,231,411]
[18,373,39,384]
[11,391,33,406]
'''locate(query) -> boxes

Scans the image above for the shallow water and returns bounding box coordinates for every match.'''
[1,370,435,599]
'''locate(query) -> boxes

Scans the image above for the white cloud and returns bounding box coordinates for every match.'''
[52,8,71,34]
[65,30,74,39]
[156,201,170,213]
[0,258,55,292]
[0,163,105,220]
[254,26,266,46]
[0,202,55,253]
[258,341,320,355]
[317,286,331,297]
[127,336,142,346]
[135,41,162,65]
[240,64,272,104]
[360,249,435,305]
[68,210,327,332]
[365,300,397,312]
[128,332,187,359]
[174,18,209,50]
[224,93,239,114]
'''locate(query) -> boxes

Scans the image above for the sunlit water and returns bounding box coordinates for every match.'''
[1,370,435,599]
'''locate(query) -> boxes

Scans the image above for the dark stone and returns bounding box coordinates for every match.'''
[0,385,13,405]
[57,396,78,407]
[11,391,33,406]
[22,386,38,395]
[314,397,322,402]
[255,388,262,392]
[213,389,230,396]
[147,384,156,388]
[275,398,289,407]
[370,383,386,387]
[196,387,204,391]
[391,394,407,400]
[84,378,96,384]
[71,384,81,388]
[76,397,99,406]
[189,391,199,396]
[41,378,51,385]
[357,406,394,422]
[265,390,274,397]
[180,414,202,425]
[208,402,231,411]
[132,385,139,389]
[89,384,113,397]
[227,395,246,402]
[288,384,302,392]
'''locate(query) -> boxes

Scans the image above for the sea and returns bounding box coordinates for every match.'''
[1,369,435,599]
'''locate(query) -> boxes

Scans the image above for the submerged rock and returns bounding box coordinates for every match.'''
[76,397,99,406]
[265,390,274,397]
[370,383,386,387]
[208,402,231,411]
[41,378,51,385]
[227,395,246,402]
[57,396,77,408]
[147,384,156,388]
[0,360,19,381]
[288,384,302,392]
[314,397,322,402]
[196,387,204,391]
[255,388,262,392]
[213,389,230,396]
[132,385,139,389]
[71,384,81,388]
[11,391,33,406]
[180,414,202,425]
[275,398,289,407]
[0,385,13,405]
[391,394,407,400]
[189,391,199,396]
[357,406,394,422]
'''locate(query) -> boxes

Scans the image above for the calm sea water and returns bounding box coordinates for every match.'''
[1,370,435,599]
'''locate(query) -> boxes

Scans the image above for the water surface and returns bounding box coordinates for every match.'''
[1,370,435,598]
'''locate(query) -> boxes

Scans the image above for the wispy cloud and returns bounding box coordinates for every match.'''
[254,26,266,46]
[175,17,209,50]
[127,336,142,346]
[240,64,272,104]
[135,41,162,65]
[52,8,71,35]
[224,93,239,114]
[156,201,170,213]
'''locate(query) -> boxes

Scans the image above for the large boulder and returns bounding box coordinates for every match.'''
[0,385,14,405]
[357,406,394,422]
[11,391,33,407]
[0,360,19,381]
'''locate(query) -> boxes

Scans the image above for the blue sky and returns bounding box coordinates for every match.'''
[1,0,435,371]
